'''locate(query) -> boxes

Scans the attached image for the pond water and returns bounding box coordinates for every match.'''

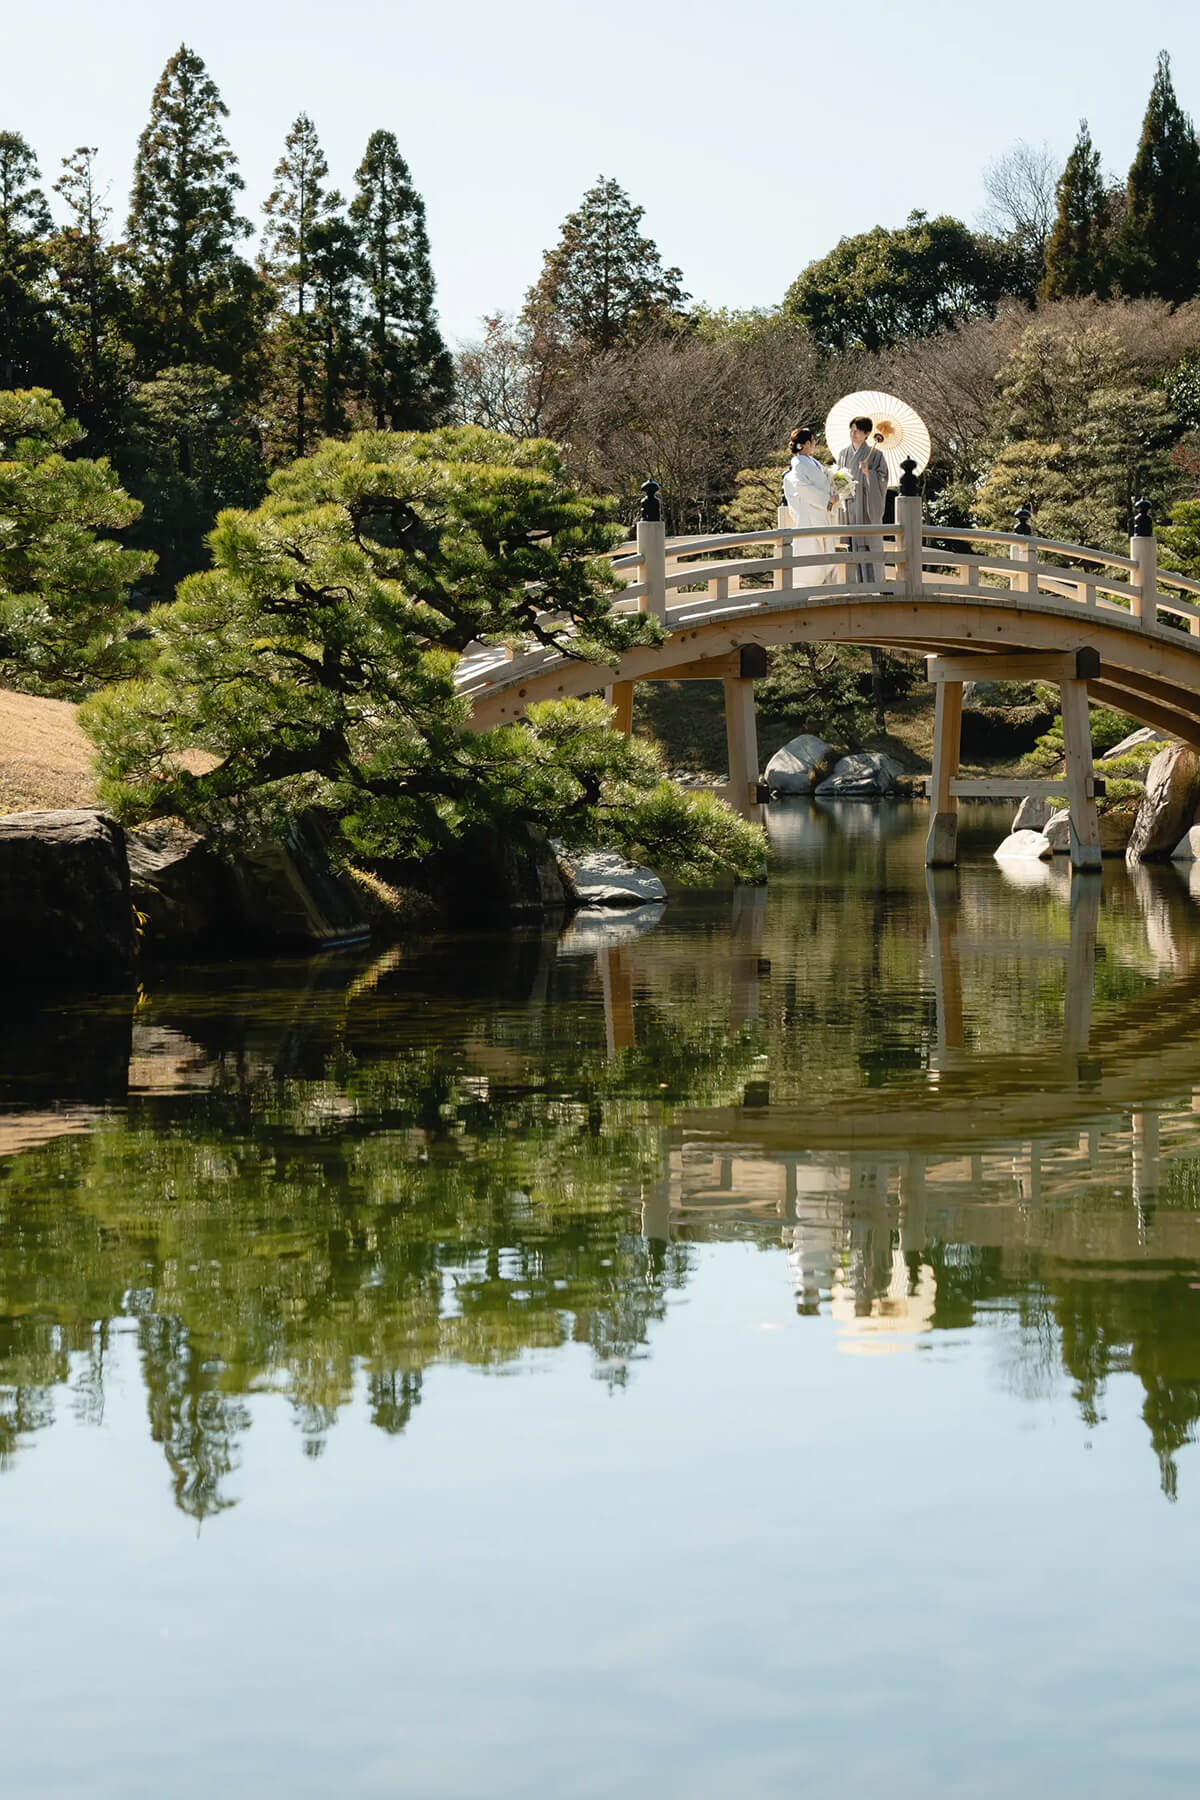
[4,801,1200,1797]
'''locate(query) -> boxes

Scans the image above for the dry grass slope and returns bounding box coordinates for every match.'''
[0,688,97,813]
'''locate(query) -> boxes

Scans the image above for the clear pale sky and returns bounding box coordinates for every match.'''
[5,0,1199,343]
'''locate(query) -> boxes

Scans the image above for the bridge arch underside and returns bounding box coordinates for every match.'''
[466,590,1200,748]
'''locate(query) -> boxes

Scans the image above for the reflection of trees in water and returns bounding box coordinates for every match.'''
[0,956,749,1516]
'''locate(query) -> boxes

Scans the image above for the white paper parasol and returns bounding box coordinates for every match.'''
[824,390,931,484]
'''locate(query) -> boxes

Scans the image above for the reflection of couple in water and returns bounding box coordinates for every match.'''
[783,417,889,584]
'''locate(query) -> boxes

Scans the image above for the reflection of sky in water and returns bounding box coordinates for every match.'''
[4,799,1200,1795]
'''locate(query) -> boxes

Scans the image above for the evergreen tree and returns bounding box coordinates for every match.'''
[1118,51,1200,302]
[1041,121,1113,300]
[0,131,58,389]
[524,176,689,352]
[309,210,363,437]
[349,131,452,430]
[0,388,152,695]
[48,146,132,447]
[261,113,336,459]
[125,45,264,384]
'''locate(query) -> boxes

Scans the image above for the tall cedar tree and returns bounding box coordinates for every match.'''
[1119,51,1200,303]
[125,46,263,385]
[524,176,688,352]
[350,131,452,430]
[308,211,363,438]
[0,131,58,389]
[48,146,132,446]
[1041,122,1113,300]
[261,113,338,459]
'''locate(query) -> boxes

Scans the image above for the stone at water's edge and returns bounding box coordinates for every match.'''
[1043,808,1135,855]
[1012,795,1054,832]
[764,734,834,794]
[1126,745,1200,862]
[1170,824,1200,861]
[0,809,134,987]
[556,848,667,908]
[814,753,905,799]
[127,820,243,954]
[994,829,1053,862]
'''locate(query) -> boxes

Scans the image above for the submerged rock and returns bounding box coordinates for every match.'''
[764,734,834,794]
[994,828,1053,862]
[0,808,134,988]
[814,753,905,798]
[556,847,667,907]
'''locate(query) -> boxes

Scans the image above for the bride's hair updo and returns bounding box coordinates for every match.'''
[788,426,815,456]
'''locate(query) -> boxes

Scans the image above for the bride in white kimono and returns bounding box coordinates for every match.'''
[782,426,835,584]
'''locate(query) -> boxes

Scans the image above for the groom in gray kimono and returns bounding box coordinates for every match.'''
[837,417,889,585]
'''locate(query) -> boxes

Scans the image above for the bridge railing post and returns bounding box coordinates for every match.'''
[1010,504,1035,593]
[897,458,922,598]
[637,479,667,624]
[777,504,794,592]
[1130,497,1157,631]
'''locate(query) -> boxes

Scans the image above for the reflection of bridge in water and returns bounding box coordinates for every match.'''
[589,859,1200,1360]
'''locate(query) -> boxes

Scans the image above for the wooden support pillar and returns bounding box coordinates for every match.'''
[1060,677,1102,869]
[605,680,634,736]
[925,868,963,1059]
[925,678,962,866]
[723,675,762,822]
[1064,870,1100,1055]
[637,513,667,624]
[600,945,635,1056]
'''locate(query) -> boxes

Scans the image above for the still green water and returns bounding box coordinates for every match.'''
[4,800,1200,1797]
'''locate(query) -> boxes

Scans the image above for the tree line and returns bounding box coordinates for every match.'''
[1,44,452,593]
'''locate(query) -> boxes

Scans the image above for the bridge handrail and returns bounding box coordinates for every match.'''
[920,525,1137,573]
[1158,567,1200,598]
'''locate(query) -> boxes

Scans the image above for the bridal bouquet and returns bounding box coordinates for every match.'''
[829,467,856,509]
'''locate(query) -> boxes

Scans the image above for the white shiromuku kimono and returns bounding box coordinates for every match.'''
[782,454,834,584]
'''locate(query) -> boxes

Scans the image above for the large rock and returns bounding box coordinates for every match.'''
[1043,807,1135,856]
[1012,794,1055,832]
[1171,824,1200,861]
[994,829,1053,862]
[764,734,834,795]
[126,819,244,955]
[1126,745,1200,862]
[556,847,667,907]
[0,808,134,988]
[234,813,371,946]
[814,753,905,798]
[1101,726,1170,761]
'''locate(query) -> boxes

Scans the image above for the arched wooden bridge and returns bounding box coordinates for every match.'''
[457,483,1200,868]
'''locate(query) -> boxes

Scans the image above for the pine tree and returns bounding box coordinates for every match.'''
[349,131,452,430]
[1041,121,1113,300]
[0,131,58,389]
[125,45,263,383]
[524,176,689,352]
[48,146,132,446]
[261,113,336,459]
[1118,50,1200,302]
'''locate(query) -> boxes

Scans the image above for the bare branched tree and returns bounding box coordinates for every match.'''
[980,140,1060,291]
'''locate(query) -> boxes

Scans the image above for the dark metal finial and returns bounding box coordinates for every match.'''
[639,478,661,523]
[1014,503,1033,537]
[898,456,919,498]
[1133,496,1154,538]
